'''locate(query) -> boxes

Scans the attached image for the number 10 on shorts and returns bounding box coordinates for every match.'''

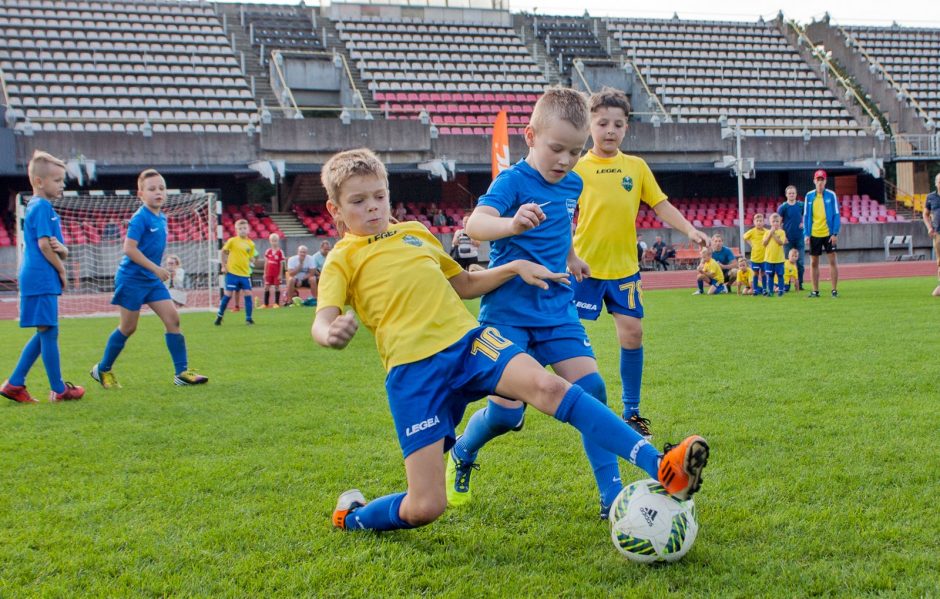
[470,327,512,361]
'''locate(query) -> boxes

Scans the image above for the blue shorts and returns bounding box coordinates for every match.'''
[751,262,766,278]
[386,326,525,458]
[225,273,252,292]
[489,321,595,366]
[764,262,784,277]
[112,278,172,311]
[19,294,58,327]
[572,272,644,321]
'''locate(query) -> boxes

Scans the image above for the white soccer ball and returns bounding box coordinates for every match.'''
[609,479,698,564]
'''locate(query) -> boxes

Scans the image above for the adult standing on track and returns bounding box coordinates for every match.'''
[778,185,805,290]
[923,172,940,297]
[803,170,840,298]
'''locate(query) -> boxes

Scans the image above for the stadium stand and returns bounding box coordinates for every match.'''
[0,0,258,132]
[242,6,323,65]
[532,16,610,74]
[841,25,940,125]
[337,17,548,134]
[221,203,285,239]
[606,18,865,135]
[292,199,466,236]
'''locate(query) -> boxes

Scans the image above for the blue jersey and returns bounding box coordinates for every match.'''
[477,160,581,327]
[117,205,167,283]
[20,196,64,297]
[711,246,735,268]
[777,201,805,243]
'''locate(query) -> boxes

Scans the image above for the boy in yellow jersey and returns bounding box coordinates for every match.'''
[803,169,840,298]
[314,148,709,533]
[783,248,800,292]
[732,256,754,295]
[762,213,787,296]
[742,213,768,295]
[694,247,725,295]
[215,219,256,325]
[570,87,709,438]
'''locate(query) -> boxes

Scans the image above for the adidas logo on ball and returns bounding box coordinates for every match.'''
[640,506,658,527]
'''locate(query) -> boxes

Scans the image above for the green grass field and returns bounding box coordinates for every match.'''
[2,277,939,597]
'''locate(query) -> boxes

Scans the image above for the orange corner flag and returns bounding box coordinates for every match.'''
[491,110,509,179]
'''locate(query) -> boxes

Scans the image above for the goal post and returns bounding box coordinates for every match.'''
[15,189,220,318]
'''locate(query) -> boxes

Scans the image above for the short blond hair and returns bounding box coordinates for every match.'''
[528,87,590,134]
[138,168,163,190]
[234,218,248,227]
[269,232,280,242]
[27,150,66,180]
[321,148,388,205]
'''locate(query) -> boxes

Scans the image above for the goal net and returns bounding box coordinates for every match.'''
[15,189,219,318]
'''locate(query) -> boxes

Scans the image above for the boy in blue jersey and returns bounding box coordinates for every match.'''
[90,169,208,388]
[314,148,709,534]
[445,88,700,519]
[2,151,85,403]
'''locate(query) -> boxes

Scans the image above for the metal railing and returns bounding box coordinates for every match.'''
[625,59,669,122]
[0,66,11,108]
[788,20,876,136]
[269,50,370,119]
[836,25,934,127]
[269,50,302,118]
[891,133,940,159]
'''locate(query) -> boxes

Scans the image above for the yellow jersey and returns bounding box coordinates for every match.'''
[701,258,724,283]
[222,236,256,277]
[743,227,767,262]
[784,261,798,283]
[572,151,667,279]
[812,193,829,237]
[763,229,786,263]
[736,267,753,286]
[316,222,478,371]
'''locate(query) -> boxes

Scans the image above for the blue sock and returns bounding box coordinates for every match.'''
[217,295,231,316]
[165,333,188,375]
[345,492,414,531]
[10,333,42,386]
[454,399,525,463]
[99,328,128,372]
[244,295,253,320]
[697,279,704,292]
[38,327,65,394]
[554,384,661,480]
[620,346,643,419]
[574,373,622,506]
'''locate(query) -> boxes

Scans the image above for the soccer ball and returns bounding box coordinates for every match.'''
[609,479,698,564]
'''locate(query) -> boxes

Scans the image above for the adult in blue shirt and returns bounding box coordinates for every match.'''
[923,172,940,297]
[777,185,805,290]
[710,233,737,284]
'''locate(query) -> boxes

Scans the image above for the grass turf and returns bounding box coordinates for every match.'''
[1,276,938,596]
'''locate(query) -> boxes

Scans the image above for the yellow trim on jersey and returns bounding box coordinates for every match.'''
[573,151,667,279]
[763,229,786,263]
[222,236,255,277]
[743,227,767,262]
[316,222,478,371]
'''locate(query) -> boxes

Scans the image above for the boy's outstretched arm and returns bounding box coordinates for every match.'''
[449,260,568,299]
[652,201,710,246]
[464,204,545,242]
[312,307,358,349]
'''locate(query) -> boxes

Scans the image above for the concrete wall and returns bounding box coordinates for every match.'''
[260,119,431,163]
[15,132,257,170]
[326,2,511,27]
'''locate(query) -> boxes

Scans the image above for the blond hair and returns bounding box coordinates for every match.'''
[138,168,163,189]
[27,150,66,180]
[321,148,389,235]
[528,87,590,134]
[234,218,249,227]
[165,254,181,267]
[589,86,631,118]
[269,232,280,242]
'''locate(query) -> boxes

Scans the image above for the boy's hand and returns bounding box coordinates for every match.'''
[58,270,68,289]
[515,261,570,290]
[327,310,358,349]
[688,228,709,247]
[154,267,171,282]
[49,238,68,257]
[510,203,546,234]
[567,255,591,282]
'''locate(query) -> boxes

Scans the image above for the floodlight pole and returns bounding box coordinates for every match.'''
[735,125,746,254]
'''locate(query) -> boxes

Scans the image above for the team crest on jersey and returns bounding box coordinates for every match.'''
[565,198,578,219]
[622,176,634,192]
[402,234,423,247]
